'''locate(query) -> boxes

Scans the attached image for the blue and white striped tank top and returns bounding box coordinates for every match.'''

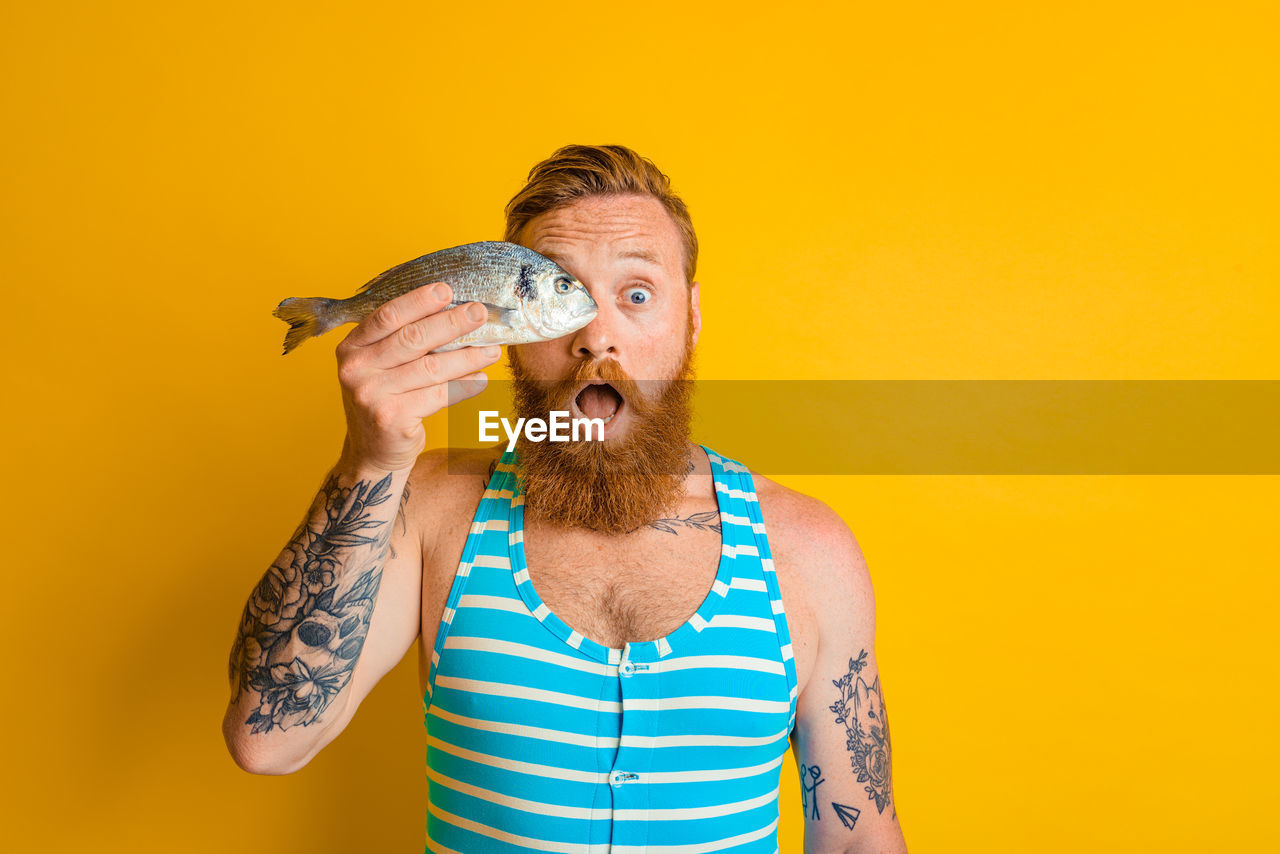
[423,446,798,853]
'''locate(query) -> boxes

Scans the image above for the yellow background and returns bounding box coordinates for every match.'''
[2,1,1276,851]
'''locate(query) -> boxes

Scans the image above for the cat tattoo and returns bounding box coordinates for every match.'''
[829,649,894,816]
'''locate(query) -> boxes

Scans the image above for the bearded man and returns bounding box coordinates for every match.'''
[223,144,909,854]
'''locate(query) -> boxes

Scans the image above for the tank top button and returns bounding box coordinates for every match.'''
[610,770,638,787]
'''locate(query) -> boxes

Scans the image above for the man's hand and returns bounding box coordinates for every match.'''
[337,282,500,472]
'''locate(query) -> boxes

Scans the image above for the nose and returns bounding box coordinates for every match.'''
[570,299,617,359]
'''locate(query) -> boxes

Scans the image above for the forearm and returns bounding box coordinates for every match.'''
[222,453,410,773]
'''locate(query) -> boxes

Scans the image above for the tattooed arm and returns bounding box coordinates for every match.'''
[771,492,907,854]
[221,454,423,774]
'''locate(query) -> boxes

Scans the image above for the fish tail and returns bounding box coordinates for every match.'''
[272,296,344,355]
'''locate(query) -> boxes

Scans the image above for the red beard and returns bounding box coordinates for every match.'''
[507,322,696,533]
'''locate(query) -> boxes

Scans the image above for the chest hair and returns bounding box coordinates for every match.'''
[521,516,723,649]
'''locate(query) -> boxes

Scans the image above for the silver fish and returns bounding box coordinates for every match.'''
[272,241,598,355]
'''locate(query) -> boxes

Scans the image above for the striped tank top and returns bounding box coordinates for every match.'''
[423,446,798,853]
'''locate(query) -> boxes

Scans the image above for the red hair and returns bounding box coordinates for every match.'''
[504,144,698,285]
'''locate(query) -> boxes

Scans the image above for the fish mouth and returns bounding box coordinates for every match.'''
[540,304,596,340]
[570,380,626,437]
[570,304,598,329]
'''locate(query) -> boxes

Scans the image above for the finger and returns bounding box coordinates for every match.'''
[366,302,491,370]
[379,344,502,395]
[446,371,490,408]
[396,371,489,420]
[341,282,454,350]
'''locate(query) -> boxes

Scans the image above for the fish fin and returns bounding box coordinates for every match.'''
[448,301,519,327]
[272,296,345,355]
[429,335,510,354]
[354,257,438,295]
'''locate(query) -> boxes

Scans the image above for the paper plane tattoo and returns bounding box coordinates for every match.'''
[831,802,862,830]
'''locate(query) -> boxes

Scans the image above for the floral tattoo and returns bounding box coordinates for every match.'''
[229,472,398,734]
[829,649,894,816]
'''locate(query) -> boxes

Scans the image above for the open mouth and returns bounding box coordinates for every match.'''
[574,381,624,426]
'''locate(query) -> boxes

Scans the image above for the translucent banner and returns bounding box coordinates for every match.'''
[445,381,1280,475]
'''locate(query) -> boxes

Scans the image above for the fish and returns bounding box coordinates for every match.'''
[272,241,598,355]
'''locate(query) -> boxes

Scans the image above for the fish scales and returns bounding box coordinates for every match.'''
[356,243,526,303]
[272,241,597,355]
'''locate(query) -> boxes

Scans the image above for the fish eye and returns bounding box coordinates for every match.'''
[555,278,573,294]
[624,287,649,305]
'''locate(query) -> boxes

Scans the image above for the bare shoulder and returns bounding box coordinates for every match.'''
[407,444,501,529]
[752,474,877,689]
[405,445,504,568]
[754,474,872,598]
[406,445,501,500]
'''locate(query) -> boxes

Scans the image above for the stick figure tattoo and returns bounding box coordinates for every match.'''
[799,763,826,819]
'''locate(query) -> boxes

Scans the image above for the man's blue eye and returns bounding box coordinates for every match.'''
[626,289,649,304]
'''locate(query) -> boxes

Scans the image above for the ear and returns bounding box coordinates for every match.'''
[689,280,702,346]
